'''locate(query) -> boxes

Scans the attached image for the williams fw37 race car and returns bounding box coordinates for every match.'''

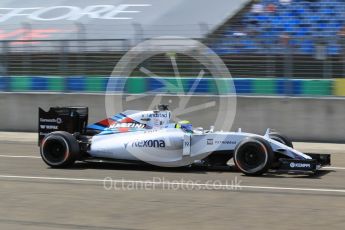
[38,105,330,176]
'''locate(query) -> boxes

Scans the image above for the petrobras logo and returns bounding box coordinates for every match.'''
[215,140,236,145]
[132,139,166,148]
[109,123,146,129]
[290,162,311,168]
[207,139,236,145]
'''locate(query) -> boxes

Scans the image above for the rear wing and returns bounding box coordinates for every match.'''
[38,107,88,145]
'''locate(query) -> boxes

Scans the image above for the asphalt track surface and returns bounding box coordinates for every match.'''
[0,132,345,230]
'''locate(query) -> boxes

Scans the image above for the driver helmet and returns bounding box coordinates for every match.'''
[176,120,193,132]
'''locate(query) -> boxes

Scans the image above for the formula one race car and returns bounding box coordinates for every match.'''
[38,105,330,176]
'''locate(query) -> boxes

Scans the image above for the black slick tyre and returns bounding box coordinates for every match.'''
[40,131,80,168]
[234,137,274,176]
[269,132,293,148]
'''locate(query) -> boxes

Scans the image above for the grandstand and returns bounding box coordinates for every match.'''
[211,0,345,55]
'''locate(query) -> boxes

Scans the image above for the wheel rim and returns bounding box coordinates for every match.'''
[41,137,68,165]
[236,141,268,173]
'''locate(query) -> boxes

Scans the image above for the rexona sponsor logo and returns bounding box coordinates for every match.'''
[290,162,311,168]
[132,140,166,148]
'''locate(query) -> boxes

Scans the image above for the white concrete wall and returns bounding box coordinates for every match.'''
[1,93,344,142]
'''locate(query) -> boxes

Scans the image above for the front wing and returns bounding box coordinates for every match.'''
[277,153,331,173]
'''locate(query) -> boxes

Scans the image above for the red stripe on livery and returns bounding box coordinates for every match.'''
[97,118,116,127]
[121,117,134,123]
[118,127,129,132]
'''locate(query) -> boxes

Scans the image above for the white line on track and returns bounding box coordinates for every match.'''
[0,154,40,158]
[1,174,345,194]
[323,166,345,170]
[1,155,345,170]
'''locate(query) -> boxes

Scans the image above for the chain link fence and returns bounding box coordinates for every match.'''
[0,19,345,78]
[0,37,344,78]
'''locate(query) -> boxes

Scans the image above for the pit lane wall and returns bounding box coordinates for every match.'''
[1,93,345,142]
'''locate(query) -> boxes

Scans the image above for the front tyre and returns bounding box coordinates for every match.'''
[234,137,274,176]
[40,131,80,168]
[269,132,293,148]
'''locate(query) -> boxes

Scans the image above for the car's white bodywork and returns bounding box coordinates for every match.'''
[88,108,312,167]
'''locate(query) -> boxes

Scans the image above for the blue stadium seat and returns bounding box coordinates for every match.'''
[213,0,345,56]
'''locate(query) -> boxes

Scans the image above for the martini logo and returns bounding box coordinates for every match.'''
[132,139,166,148]
[109,123,146,129]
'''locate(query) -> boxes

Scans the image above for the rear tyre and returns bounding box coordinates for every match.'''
[269,132,293,148]
[40,131,80,168]
[234,137,274,176]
